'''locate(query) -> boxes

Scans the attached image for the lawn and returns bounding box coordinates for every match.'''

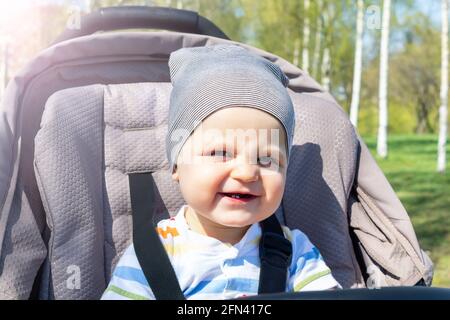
[361,134,450,287]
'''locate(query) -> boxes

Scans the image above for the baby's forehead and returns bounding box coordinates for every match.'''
[189,126,286,151]
[185,107,288,150]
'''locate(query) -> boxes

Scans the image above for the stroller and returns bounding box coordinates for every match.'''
[0,6,438,300]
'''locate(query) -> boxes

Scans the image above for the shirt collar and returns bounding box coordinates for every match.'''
[174,205,261,253]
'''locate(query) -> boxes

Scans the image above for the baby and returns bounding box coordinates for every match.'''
[102,44,340,300]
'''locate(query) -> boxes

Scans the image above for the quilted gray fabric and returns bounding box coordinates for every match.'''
[0,181,47,299]
[284,93,362,288]
[103,83,184,278]
[34,82,362,299]
[35,85,106,299]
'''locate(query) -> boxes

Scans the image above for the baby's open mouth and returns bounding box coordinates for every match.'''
[218,192,259,203]
[222,193,253,199]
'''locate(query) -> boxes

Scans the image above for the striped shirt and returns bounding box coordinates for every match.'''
[101,205,340,300]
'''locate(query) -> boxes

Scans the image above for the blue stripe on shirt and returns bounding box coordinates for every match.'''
[290,247,323,274]
[185,278,259,297]
[113,266,149,287]
[227,277,259,293]
[184,279,227,296]
[223,256,260,267]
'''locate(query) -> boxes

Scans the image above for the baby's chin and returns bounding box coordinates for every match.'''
[216,220,254,229]
[210,212,264,228]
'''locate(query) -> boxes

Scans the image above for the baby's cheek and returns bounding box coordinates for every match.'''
[180,164,223,204]
[262,174,286,206]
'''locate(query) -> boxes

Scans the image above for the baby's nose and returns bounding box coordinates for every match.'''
[230,161,259,182]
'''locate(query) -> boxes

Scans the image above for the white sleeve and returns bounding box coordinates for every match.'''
[285,228,341,291]
[101,244,155,300]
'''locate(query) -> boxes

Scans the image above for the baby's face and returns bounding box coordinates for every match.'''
[172,107,288,228]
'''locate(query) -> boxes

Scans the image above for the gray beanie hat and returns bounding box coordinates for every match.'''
[166,44,295,172]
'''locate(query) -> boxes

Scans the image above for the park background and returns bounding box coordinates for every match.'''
[0,0,449,287]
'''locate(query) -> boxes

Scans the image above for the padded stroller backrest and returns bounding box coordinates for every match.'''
[34,82,362,299]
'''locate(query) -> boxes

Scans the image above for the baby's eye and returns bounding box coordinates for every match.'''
[206,150,233,161]
[258,156,279,168]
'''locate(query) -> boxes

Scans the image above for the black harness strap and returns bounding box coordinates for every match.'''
[129,172,292,298]
[129,173,185,300]
[258,214,293,294]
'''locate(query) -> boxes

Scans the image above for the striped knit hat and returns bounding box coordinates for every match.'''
[166,44,295,172]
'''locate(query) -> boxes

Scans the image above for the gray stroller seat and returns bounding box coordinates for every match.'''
[0,8,432,300]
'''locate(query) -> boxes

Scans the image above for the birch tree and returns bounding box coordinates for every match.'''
[320,3,331,91]
[302,0,310,73]
[437,0,448,173]
[321,47,331,91]
[349,0,364,128]
[293,38,300,66]
[377,0,391,158]
[312,0,322,79]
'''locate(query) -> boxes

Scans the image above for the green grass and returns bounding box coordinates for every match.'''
[362,134,450,287]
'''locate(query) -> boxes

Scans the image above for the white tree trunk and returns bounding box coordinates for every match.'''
[377,0,391,158]
[0,42,8,103]
[293,38,301,66]
[350,0,365,128]
[437,0,449,173]
[302,0,310,73]
[312,0,322,78]
[177,0,183,9]
[321,47,331,92]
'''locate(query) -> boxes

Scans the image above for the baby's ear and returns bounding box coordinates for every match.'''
[172,166,179,182]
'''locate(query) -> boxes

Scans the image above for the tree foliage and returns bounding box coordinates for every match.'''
[0,0,447,136]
